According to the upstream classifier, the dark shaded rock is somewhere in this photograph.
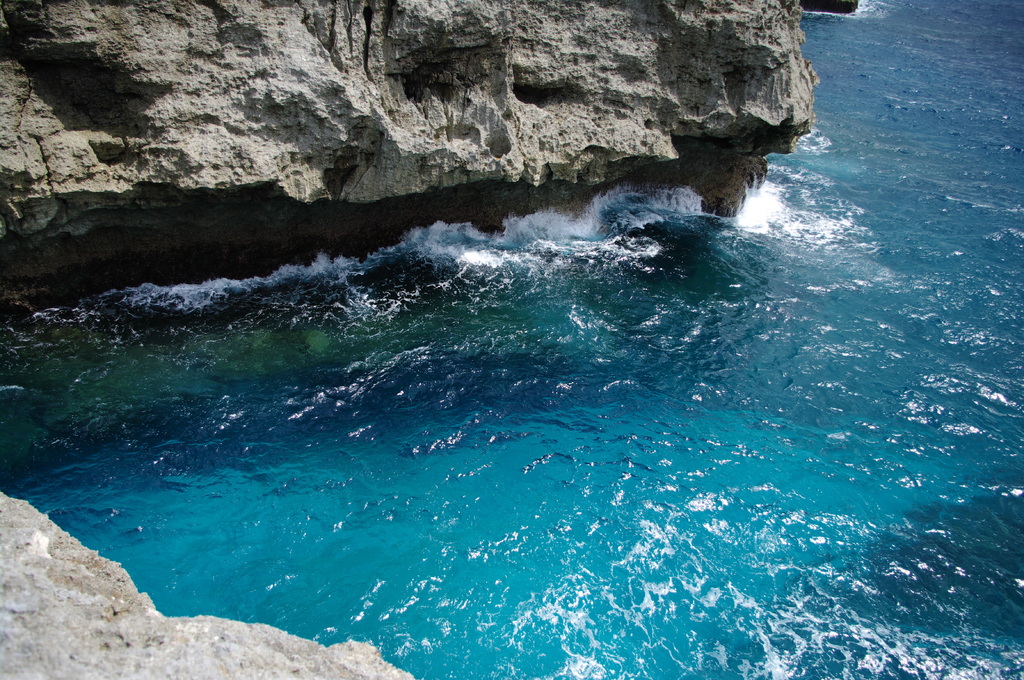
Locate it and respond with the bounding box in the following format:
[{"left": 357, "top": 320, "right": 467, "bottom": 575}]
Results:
[
  {"left": 0, "top": 144, "right": 766, "bottom": 312},
  {"left": 801, "top": 0, "right": 858, "bottom": 14}
]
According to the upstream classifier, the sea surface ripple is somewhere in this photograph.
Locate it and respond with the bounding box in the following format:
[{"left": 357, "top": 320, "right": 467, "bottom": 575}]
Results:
[{"left": 3, "top": 0, "right": 1024, "bottom": 677}]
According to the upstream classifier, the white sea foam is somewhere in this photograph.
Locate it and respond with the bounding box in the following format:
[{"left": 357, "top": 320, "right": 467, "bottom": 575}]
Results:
[
  {"left": 560, "top": 654, "right": 608, "bottom": 680},
  {"left": 511, "top": 543, "right": 1023, "bottom": 680},
  {"left": 394, "top": 185, "right": 701, "bottom": 272},
  {"left": 733, "top": 177, "right": 864, "bottom": 247},
  {"left": 71, "top": 178, "right": 839, "bottom": 315},
  {"left": 851, "top": 0, "right": 894, "bottom": 19},
  {"left": 110, "top": 252, "right": 357, "bottom": 313},
  {"left": 36, "top": 183, "right": 709, "bottom": 319},
  {"left": 796, "top": 129, "right": 833, "bottom": 155},
  {"left": 734, "top": 181, "right": 789, "bottom": 233},
  {"left": 803, "top": 0, "right": 891, "bottom": 18}
]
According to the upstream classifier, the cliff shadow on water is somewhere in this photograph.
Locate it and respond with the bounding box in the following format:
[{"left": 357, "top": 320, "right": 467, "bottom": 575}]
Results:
[
  {"left": 0, "top": 184, "right": 766, "bottom": 474},
  {"left": 0, "top": 144, "right": 769, "bottom": 313}
]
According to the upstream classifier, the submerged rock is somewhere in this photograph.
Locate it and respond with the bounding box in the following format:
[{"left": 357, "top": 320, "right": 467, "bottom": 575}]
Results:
[
  {"left": 0, "top": 0, "right": 816, "bottom": 310},
  {"left": 0, "top": 491, "right": 415, "bottom": 680}
]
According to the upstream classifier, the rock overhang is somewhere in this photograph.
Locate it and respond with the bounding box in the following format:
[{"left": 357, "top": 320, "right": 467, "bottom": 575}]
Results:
[{"left": 0, "top": 0, "right": 817, "bottom": 311}]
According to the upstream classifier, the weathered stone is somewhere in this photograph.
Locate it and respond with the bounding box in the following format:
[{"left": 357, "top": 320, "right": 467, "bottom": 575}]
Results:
[
  {"left": 0, "top": 491, "right": 415, "bottom": 680},
  {"left": 0, "top": 0, "right": 816, "bottom": 310}
]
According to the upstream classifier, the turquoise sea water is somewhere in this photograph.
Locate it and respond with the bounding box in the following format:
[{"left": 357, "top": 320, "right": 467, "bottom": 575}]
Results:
[{"left": 3, "top": 0, "right": 1024, "bottom": 677}]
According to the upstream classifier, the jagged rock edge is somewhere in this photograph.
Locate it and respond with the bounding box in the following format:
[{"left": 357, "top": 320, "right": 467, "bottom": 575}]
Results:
[{"left": 0, "top": 491, "right": 416, "bottom": 680}]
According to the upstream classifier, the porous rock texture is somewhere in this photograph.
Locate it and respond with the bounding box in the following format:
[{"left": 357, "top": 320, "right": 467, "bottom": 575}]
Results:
[
  {"left": 0, "top": 0, "right": 816, "bottom": 310},
  {"left": 0, "top": 491, "right": 415, "bottom": 680}
]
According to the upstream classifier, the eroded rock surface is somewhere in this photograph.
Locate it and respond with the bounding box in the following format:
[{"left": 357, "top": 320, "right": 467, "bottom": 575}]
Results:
[
  {"left": 0, "top": 491, "right": 415, "bottom": 680},
  {"left": 0, "top": 0, "right": 816, "bottom": 309}
]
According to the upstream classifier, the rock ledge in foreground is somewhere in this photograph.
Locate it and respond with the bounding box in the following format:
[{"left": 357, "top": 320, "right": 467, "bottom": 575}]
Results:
[{"left": 0, "top": 491, "right": 414, "bottom": 680}]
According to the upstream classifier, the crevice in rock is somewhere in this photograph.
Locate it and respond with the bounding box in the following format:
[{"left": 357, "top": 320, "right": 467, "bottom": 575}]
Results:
[
  {"left": 323, "top": 163, "right": 359, "bottom": 199},
  {"left": 299, "top": 0, "right": 346, "bottom": 73},
  {"left": 328, "top": 0, "right": 339, "bottom": 54},
  {"left": 486, "top": 131, "right": 512, "bottom": 158},
  {"left": 396, "top": 46, "right": 500, "bottom": 103},
  {"left": 512, "top": 82, "right": 566, "bottom": 108},
  {"left": 400, "top": 62, "right": 455, "bottom": 103},
  {"left": 29, "top": 136, "right": 55, "bottom": 194},
  {"left": 321, "top": 123, "right": 381, "bottom": 198},
  {"left": 344, "top": 0, "right": 357, "bottom": 55},
  {"left": 322, "top": 146, "right": 368, "bottom": 199},
  {"left": 382, "top": 0, "right": 398, "bottom": 38},
  {"left": 361, "top": 4, "right": 372, "bottom": 76},
  {"left": 14, "top": 79, "right": 33, "bottom": 133},
  {"left": 723, "top": 67, "right": 747, "bottom": 114}
]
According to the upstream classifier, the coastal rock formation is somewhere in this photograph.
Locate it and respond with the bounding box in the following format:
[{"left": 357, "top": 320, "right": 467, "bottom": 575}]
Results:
[
  {"left": 0, "top": 491, "right": 415, "bottom": 680},
  {"left": 0, "top": 0, "right": 816, "bottom": 310}
]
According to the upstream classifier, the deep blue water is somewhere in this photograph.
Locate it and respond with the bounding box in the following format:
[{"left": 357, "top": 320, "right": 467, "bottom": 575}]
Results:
[{"left": 3, "top": 0, "right": 1024, "bottom": 677}]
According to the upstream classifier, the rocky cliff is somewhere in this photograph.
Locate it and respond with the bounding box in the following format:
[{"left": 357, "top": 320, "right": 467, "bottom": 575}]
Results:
[
  {"left": 0, "top": 0, "right": 815, "bottom": 310},
  {"left": 0, "top": 491, "right": 415, "bottom": 680}
]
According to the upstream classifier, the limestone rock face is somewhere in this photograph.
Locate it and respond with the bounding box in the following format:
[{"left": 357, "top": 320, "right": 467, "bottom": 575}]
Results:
[
  {"left": 0, "top": 491, "right": 415, "bottom": 680},
  {"left": 0, "top": 0, "right": 815, "bottom": 309}
]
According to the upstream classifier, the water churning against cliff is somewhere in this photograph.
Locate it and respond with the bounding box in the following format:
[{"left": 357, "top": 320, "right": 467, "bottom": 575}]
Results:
[{"left": 3, "top": 0, "right": 1024, "bottom": 677}]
